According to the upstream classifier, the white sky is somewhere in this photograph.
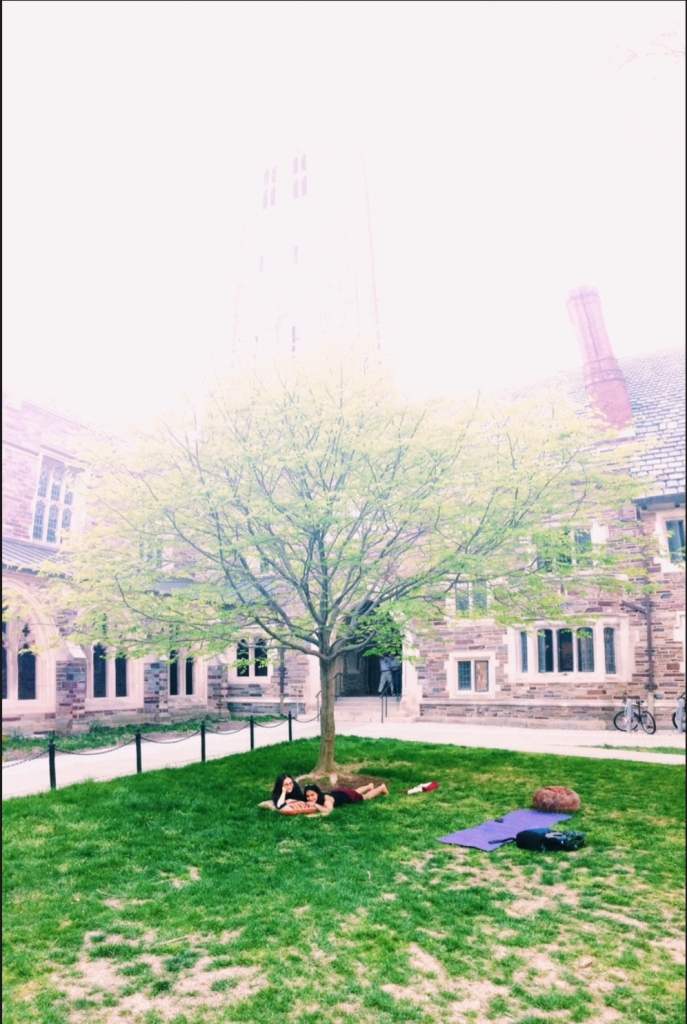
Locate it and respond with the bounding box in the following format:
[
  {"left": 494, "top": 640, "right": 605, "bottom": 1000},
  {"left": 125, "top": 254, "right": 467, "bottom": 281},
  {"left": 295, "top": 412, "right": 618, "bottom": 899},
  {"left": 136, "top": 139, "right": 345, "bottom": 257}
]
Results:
[{"left": 3, "top": 0, "right": 685, "bottom": 427}]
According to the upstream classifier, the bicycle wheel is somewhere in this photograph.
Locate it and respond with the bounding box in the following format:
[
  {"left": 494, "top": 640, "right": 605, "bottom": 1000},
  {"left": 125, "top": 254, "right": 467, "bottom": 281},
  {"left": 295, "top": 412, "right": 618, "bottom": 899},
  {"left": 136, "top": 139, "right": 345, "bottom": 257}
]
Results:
[
  {"left": 640, "top": 710, "right": 656, "bottom": 735},
  {"left": 614, "top": 710, "right": 638, "bottom": 731},
  {"left": 673, "top": 712, "right": 678, "bottom": 729}
]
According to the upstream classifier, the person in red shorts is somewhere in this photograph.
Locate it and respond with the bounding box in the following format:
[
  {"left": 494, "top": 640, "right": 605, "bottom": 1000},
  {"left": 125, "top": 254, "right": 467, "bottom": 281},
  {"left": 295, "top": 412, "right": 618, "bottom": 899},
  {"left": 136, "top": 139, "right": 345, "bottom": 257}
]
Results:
[{"left": 303, "top": 782, "right": 388, "bottom": 814}]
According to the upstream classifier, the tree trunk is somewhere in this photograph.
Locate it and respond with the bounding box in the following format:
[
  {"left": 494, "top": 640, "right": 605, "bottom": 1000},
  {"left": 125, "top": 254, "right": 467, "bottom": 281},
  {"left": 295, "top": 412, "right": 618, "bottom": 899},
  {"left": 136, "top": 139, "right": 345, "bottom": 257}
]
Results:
[{"left": 314, "top": 656, "right": 337, "bottom": 774}]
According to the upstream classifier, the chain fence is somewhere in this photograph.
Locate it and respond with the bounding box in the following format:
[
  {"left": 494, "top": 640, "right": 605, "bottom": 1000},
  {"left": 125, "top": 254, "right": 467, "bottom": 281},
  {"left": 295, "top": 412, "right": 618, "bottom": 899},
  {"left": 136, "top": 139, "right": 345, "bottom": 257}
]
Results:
[{"left": 2, "top": 710, "right": 319, "bottom": 791}]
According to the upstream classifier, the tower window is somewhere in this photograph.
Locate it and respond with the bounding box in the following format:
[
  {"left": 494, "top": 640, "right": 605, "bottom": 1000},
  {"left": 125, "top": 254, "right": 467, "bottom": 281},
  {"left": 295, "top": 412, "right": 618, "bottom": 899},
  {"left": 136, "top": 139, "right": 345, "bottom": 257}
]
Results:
[
  {"left": 301, "top": 154, "right": 307, "bottom": 171},
  {"left": 32, "top": 460, "right": 76, "bottom": 545},
  {"left": 271, "top": 166, "right": 276, "bottom": 183},
  {"left": 301, "top": 176, "right": 307, "bottom": 197},
  {"left": 270, "top": 187, "right": 276, "bottom": 207},
  {"left": 292, "top": 157, "right": 299, "bottom": 174}
]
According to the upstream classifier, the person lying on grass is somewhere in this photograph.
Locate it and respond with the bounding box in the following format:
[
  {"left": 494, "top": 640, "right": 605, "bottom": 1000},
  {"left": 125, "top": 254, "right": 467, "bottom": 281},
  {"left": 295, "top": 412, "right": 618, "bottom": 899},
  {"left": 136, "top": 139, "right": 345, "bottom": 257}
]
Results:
[
  {"left": 303, "top": 782, "right": 389, "bottom": 814},
  {"left": 271, "top": 772, "right": 306, "bottom": 809}
]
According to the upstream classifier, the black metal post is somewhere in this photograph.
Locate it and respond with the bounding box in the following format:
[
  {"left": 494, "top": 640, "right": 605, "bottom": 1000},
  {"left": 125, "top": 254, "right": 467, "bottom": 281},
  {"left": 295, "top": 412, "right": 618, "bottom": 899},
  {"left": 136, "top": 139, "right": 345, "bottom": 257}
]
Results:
[
  {"left": 288, "top": 711, "right": 292, "bottom": 742},
  {"left": 48, "top": 739, "right": 57, "bottom": 790},
  {"left": 250, "top": 716, "right": 255, "bottom": 750},
  {"left": 201, "top": 721, "right": 206, "bottom": 762},
  {"left": 135, "top": 729, "right": 142, "bottom": 773}
]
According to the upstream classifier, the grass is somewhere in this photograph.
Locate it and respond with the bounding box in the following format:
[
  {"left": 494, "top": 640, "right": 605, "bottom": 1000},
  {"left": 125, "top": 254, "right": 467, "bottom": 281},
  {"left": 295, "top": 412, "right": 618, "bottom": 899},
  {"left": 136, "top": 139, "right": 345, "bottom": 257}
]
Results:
[{"left": 3, "top": 737, "right": 685, "bottom": 1024}]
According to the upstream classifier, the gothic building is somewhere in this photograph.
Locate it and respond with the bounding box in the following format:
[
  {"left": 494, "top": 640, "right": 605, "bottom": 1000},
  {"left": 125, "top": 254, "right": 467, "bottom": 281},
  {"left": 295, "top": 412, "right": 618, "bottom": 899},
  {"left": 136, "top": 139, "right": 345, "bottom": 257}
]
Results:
[
  {"left": 231, "top": 145, "right": 381, "bottom": 361},
  {"left": 2, "top": 295, "right": 684, "bottom": 733}
]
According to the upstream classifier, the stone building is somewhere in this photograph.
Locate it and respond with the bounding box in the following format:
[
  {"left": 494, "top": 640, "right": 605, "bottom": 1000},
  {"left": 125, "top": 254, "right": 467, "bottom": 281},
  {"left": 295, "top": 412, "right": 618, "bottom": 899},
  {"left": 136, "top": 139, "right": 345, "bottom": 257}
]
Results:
[
  {"left": 2, "top": 291, "right": 684, "bottom": 732},
  {"left": 399, "top": 289, "right": 685, "bottom": 730}
]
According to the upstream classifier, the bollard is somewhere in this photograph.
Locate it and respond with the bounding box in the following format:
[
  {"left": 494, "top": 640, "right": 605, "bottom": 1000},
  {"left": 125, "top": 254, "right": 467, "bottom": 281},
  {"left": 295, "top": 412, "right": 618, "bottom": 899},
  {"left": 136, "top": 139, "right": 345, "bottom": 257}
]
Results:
[
  {"left": 250, "top": 716, "right": 255, "bottom": 751},
  {"left": 48, "top": 738, "right": 57, "bottom": 790},
  {"left": 135, "top": 729, "right": 142, "bottom": 773},
  {"left": 288, "top": 711, "right": 292, "bottom": 742},
  {"left": 201, "top": 721, "right": 206, "bottom": 762}
]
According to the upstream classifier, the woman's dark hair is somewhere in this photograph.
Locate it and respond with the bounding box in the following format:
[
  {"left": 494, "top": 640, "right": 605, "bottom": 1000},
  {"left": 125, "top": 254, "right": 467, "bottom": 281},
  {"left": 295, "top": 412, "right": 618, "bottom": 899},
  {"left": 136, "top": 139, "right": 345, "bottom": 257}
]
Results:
[
  {"left": 271, "top": 773, "right": 304, "bottom": 805},
  {"left": 303, "top": 784, "right": 325, "bottom": 806}
]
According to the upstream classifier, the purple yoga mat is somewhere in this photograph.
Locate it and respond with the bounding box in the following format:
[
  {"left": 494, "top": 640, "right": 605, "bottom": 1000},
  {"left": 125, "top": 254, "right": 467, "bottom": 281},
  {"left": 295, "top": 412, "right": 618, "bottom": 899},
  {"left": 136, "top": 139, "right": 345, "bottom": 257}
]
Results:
[{"left": 437, "top": 809, "right": 573, "bottom": 851}]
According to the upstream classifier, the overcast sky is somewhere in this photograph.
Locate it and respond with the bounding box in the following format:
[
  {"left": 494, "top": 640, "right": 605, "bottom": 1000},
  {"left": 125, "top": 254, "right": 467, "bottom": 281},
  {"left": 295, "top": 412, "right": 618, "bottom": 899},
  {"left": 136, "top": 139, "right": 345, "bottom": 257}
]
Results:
[{"left": 3, "top": 0, "right": 685, "bottom": 427}]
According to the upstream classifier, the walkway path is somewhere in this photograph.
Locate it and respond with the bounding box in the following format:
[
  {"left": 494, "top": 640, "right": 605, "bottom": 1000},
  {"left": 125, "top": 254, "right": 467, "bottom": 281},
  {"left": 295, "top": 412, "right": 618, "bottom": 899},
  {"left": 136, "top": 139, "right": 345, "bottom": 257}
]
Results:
[{"left": 3, "top": 718, "right": 684, "bottom": 800}]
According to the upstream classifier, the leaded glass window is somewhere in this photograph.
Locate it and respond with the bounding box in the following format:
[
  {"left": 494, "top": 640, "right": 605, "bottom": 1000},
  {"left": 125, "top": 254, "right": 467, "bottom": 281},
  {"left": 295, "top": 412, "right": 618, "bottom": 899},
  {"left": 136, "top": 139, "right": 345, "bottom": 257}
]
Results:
[
  {"left": 666, "top": 519, "right": 685, "bottom": 563},
  {"left": 255, "top": 639, "right": 268, "bottom": 677},
  {"left": 115, "top": 655, "right": 127, "bottom": 697},
  {"left": 32, "top": 501, "right": 45, "bottom": 540},
  {"left": 538, "top": 629, "right": 554, "bottom": 672},
  {"left": 604, "top": 627, "right": 616, "bottom": 674},
  {"left": 458, "top": 661, "right": 472, "bottom": 690},
  {"left": 473, "top": 582, "right": 488, "bottom": 611},
  {"left": 169, "top": 651, "right": 179, "bottom": 696},
  {"left": 557, "top": 628, "right": 574, "bottom": 673},
  {"left": 474, "top": 661, "right": 489, "bottom": 692},
  {"left": 455, "top": 583, "right": 469, "bottom": 613},
  {"left": 18, "top": 645, "right": 36, "bottom": 700},
  {"left": 185, "top": 657, "right": 194, "bottom": 695},
  {"left": 93, "top": 644, "right": 107, "bottom": 697},
  {"left": 237, "top": 640, "right": 250, "bottom": 677},
  {"left": 520, "top": 631, "right": 528, "bottom": 672},
  {"left": 577, "top": 628, "right": 595, "bottom": 672},
  {"left": 46, "top": 505, "right": 60, "bottom": 544}
]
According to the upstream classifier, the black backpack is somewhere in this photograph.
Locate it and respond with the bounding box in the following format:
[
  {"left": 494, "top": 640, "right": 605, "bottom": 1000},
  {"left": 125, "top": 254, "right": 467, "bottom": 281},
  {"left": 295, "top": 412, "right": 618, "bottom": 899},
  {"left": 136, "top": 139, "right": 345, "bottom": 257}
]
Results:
[
  {"left": 514, "top": 828, "right": 586, "bottom": 852},
  {"left": 492, "top": 828, "right": 586, "bottom": 852}
]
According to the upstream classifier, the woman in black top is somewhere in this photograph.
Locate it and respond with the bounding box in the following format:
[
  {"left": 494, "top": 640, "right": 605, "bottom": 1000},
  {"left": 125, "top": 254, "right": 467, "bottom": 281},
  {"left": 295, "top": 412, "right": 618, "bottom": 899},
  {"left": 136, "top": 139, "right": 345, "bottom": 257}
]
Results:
[{"left": 271, "top": 773, "right": 305, "bottom": 809}]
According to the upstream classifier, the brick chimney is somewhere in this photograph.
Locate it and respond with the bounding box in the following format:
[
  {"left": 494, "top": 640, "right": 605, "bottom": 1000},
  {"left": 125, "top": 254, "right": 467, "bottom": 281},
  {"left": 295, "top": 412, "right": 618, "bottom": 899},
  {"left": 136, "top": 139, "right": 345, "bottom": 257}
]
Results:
[{"left": 566, "top": 286, "right": 634, "bottom": 430}]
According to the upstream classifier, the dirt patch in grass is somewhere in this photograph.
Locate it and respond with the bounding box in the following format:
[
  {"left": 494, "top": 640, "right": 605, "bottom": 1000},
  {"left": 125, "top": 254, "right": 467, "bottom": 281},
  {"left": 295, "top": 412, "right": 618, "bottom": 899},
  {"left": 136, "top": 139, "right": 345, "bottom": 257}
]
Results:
[{"left": 53, "top": 931, "right": 268, "bottom": 1023}]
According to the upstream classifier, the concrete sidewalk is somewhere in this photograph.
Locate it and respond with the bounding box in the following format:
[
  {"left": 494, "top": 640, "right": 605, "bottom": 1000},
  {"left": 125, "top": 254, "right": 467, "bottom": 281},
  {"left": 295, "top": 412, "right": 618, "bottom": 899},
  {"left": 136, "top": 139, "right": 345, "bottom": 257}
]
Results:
[{"left": 2, "top": 718, "right": 684, "bottom": 800}]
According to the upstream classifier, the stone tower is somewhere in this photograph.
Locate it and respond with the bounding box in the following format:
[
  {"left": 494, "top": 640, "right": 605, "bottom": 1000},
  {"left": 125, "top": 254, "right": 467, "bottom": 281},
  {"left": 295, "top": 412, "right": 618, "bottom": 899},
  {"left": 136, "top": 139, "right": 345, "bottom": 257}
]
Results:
[{"left": 231, "top": 145, "right": 381, "bottom": 360}]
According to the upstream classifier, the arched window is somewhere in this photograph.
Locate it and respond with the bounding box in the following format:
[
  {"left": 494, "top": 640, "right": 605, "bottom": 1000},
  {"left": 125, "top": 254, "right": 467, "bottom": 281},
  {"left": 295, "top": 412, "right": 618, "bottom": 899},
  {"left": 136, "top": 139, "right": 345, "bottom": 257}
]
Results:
[
  {"left": 292, "top": 157, "right": 299, "bottom": 174},
  {"left": 301, "top": 154, "right": 307, "bottom": 171},
  {"left": 18, "top": 645, "right": 36, "bottom": 700},
  {"left": 33, "top": 460, "right": 77, "bottom": 544},
  {"left": 185, "top": 657, "right": 194, "bottom": 695},
  {"left": 557, "top": 629, "right": 574, "bottom": 673}
]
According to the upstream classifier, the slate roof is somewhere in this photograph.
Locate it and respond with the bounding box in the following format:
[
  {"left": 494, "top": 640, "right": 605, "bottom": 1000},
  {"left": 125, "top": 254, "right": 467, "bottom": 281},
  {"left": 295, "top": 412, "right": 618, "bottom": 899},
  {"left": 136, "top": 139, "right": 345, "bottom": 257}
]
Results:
[
  {"left": 2, "top": 538, "right": 64, "bottom": 572},
  {"left": 500, "top": 348, "right": 685, "bottom": 498}
]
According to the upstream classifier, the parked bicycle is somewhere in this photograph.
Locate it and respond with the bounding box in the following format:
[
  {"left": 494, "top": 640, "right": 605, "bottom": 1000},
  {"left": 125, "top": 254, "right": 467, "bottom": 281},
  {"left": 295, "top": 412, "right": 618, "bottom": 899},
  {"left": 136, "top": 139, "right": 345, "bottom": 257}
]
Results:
[
  {"left": 672, "top": 693, "right": 686, "bottom": 732},
  {"left": 613, "top": 696, "right": 656, "bottom": 735}
]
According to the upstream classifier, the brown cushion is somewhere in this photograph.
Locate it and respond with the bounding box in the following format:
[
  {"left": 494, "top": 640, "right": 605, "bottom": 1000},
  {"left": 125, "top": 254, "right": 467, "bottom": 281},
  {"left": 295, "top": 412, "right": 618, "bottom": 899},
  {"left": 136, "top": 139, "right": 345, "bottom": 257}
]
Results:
[
  {"left": 532, "top": 786, "right": 580, "bottom": 812},
  {"left": 278, "top": 801, "right": 318, "bottom": 816}
]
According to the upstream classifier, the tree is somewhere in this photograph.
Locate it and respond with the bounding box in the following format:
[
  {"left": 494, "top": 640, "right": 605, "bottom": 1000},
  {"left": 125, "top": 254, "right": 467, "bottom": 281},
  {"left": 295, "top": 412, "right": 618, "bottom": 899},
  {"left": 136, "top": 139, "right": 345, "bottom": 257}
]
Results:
[{"left": 50, "top": 351, "right": 642, "bottom": 774}]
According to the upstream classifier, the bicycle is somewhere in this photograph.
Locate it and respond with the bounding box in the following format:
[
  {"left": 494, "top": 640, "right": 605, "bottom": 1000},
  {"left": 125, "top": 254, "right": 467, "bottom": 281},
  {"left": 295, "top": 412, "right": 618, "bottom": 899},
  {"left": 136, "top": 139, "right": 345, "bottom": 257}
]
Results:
[
  {"left": 613, "top": 696, "right": 656, "bottom": 735},
  {"left": 672, "top": 693, "right": 686, "bottom": 732}
]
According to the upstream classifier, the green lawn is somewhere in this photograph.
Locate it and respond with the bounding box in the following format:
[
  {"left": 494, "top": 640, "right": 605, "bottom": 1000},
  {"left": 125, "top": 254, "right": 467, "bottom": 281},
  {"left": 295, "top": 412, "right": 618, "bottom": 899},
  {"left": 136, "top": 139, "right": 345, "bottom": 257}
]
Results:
[{"left": 3, "top": 737, "right": 685, "bottom": 1024}]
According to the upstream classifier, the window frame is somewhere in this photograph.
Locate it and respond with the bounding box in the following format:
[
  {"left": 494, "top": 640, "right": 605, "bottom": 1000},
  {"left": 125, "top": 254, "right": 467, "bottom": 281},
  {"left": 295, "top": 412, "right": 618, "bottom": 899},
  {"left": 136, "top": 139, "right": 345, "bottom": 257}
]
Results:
[
  {"left": 652, "top": 509, "right": 686, "bottom": 573},
  {"left": 446, "top": 650, "right": 497, "bottom": 699},
  {"left": 511, "top": 619, "right": 624, "bottom": 682},
  {"left": 31, "top": 457, "right": 79, "bottom": 547},
  {"left": 231, "top": 638, "right": 273, "bottom": 681}
]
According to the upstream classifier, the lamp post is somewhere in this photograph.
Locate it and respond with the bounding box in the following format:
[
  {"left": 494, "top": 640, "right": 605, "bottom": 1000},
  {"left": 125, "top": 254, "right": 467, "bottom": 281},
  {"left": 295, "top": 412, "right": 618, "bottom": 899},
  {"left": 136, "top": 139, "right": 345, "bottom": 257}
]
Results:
[{"left": 278, "top": 647, "right": 286, "bottom": 716}]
